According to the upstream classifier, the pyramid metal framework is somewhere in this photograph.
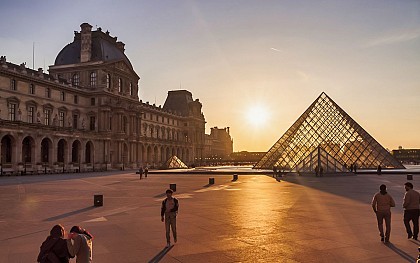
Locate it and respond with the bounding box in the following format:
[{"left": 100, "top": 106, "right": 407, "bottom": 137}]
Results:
[{"left": 254, "top": 92, "right": 404, "bottom": 172}]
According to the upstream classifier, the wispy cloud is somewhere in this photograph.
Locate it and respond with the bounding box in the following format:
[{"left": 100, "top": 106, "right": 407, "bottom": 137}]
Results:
[
  {"left": 364, "top": 28, "right": 420, "bottom": 48},
  {"left": 270, "top": 47, "right": 283, "bottom": 53}
]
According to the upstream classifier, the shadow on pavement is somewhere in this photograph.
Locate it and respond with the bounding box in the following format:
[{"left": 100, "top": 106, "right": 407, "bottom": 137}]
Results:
[
  {"left": 148, "top": 245, "right": 174, "bottom": 263},
  {"left": 44, "top": 206, "right": 96, "bottom": 221},
  {"left": 386, "top": 243, "right": 417, "bottom": 262},
  {"left": 0, "top": 170, "right": 138, "bottom": 186}
]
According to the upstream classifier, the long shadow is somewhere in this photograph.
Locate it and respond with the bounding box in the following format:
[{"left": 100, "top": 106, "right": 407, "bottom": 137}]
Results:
[
  {"left": 44, "top": 206, "right": 96, "bottom": 221},
  {"left": 148, "top": 245, "right": 174, "bottom": 263},
  {"left": 1, "top": 229, "right": 47, "bottom": 241},
  {"left": 278, "top": 173, "right": 410, "bottom": 208},
  {"left": 385, "top": 243, "right": 417, "bottom": 262},
  {"left": 0, "top": 169, "right": 139, "bottom": 187}
]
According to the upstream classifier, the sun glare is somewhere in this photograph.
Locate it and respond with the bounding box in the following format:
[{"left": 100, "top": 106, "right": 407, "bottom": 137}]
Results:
[{"left": 246, "top": 106, "right": 270, "bottom": 127}]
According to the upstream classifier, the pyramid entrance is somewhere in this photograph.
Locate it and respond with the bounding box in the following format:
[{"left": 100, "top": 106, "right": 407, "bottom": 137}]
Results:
[{"left": 254, "top": 92, "right": 404, "bottom": 174}]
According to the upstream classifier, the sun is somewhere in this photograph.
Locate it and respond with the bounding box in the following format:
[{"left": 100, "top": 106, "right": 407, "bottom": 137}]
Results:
[{"left": 246, "top": 105, "right": 270, "bottom": 127}]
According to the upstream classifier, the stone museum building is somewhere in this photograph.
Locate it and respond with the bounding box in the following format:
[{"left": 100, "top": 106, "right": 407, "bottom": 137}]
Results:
[{"left": 0, "top": 23, "right": 207, "bottom": 174}]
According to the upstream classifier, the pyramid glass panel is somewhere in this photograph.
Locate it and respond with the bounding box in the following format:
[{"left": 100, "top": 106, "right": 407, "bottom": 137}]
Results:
[
  {"left": 163, "top": 156, "right": 188, "bottom": 169},
  {"left": 254, "top": 92, "right": 404, "bottom": 172}
]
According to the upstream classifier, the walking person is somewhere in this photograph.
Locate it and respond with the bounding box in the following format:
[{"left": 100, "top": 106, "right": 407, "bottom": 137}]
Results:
[
  {"left": 372, "top": 184, "right": 395, "bottom": 243},
  {"left": 145, "top": 166, "right": 149, "bottom": 178},
  {"left": 37, "top": 224, "right": 72, "bottom": 263},
  {"left": 161, "top": 189, "right": 179, "bottom": 247},
  {"left": 403, "top": 182, "right": 420, "bottom": 240},
  {"left": 138, "top": 166, "right": 143, "bottom": 180},
  {"left": 67, "top": 226, "right": 94, "bottom": 263}
]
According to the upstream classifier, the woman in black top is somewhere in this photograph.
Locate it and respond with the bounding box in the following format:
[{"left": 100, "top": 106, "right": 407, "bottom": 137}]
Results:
[{"left": 37, "top": 224, "right": 72, "bottom": 263}]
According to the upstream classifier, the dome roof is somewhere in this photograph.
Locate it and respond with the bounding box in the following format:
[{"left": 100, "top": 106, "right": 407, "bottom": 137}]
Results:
[{"left": 54, "top": 29, "right": 133, "bottom": 69}]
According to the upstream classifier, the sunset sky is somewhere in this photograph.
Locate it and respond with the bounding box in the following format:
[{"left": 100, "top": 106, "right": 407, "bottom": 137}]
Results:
[{"left": 1, "top": 0, "right": 419, "bottom": 152}]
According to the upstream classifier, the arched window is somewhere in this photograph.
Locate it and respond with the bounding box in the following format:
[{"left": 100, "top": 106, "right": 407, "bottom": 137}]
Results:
[
  {"left": 72, "top": 74, "right": 79, "bottom": 86},
  {"left": 90, "top": 72, "right": 97, "bottom": 87},
  {"left": 118, "top": 78, "right": 122, "bottom": 93},
  {"left": 106, "top": 74, "right": 111, "bottom": 89}
]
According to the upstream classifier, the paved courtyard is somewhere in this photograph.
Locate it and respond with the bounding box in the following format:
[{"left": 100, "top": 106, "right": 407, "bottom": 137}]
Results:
[{"left": 0, "top": 170, "right": 419, "bottom": 262}]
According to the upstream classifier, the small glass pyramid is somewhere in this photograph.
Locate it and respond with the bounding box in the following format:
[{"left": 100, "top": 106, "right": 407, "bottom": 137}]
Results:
[
  {"left": 163, "top": 155, "right": 188, "bottom": 169},
  {"left": 254, "top": 92, "right": 404, "bottom": 173}
]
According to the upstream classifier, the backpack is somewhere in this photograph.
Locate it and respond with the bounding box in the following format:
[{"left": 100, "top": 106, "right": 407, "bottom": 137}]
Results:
[
  {"left": 39, "top": 252, "right": 60, "bottom": 263},
  {"left": 38, "top": 239, "right": 60, "bottom": 263}
]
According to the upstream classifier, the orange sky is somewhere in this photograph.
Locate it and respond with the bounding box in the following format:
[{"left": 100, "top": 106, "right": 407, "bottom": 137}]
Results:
[{"left": 1, "top": 1, "right": 419, "bottom": 151}]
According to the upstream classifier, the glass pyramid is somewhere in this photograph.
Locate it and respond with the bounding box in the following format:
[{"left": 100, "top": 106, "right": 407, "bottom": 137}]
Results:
[
  {"left": 254, "top": 92, "right": 404, "bottom": 172},
  {"left": 163, "top": 155, "right": 188, "bottom": 169}
]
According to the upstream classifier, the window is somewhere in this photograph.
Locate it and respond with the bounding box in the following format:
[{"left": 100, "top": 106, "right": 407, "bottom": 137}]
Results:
[
  {"left": 109, "top": 116, "right": 112, "bottom": 131},
  {"left": 59, "top": 111, "right": 65, "bottom": 127},
  {"left": 8, "top": 103, "right": 17, "bottom": 121},
  {"left": 118, "top": 78, "right": 122, "bottom": 93},
  {"left": 90, "top": 72, "right": 97, "bottom": 87},
  {"left": 28, "top": 106, "right": 35, "bottom": 123},
  {"left": 106, "top": 74, "right": 111, "bottom": 89},
  {"left": 90, "top": 116, "right": 95, "bottom": 131},
  {"left": 45, "top": 88, "right": 51, "bottom": 98},
  {"left": 10, "top": 79, "right": 16, "bottom": 91},
  {"left": 74, "top": 95, "right": 78, "bottom": 104},
  {"left": 44, "top": 109, "right": 51, "bottom": 125},
  {"left": 60, "top": 91, "right": 65, "bottom": 101},
  {"left": 90, "top": 98, "right": 95, "bottom": 106},
  {"left": 72, "top": 74, "right": 79, "bottom": 86},
  {"left": 129, "top": 82, "right": 133, "bottom": 96},
  {"left": 29, "top": 84, "right": 35, "bottom": 94},
  {"left": 73, "top": 114, "right": 78, "bottom": 129}
]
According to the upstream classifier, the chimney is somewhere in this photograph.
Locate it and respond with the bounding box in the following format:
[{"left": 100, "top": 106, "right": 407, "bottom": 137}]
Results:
[{"left": 80, "top": 23, "right": 92, "bottom": 62}]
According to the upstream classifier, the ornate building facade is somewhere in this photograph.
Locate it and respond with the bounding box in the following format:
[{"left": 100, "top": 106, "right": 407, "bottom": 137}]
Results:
[
  {"left": 203, "top": 127, "right": 233, "bottom": 164},
  {"left": 0, "top": 23, "right": 205, "bottom": 174}
]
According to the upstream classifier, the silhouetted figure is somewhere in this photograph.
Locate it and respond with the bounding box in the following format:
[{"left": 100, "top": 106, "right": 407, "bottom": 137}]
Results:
[
  {"left": 37, "top": 224, "right": 72, "bottom": 263},
  {"left": 319, "top": 166, "right": 324, "bottom": 177},
  {"left": 353, "top": 163, "right": 357, "bottom": 173},
  {"left": 273, "top": 166, "right": 277, "bottom": 177},
  {"left": 350, "top": 164, "right": 353, "bottom": 172},
  {"left": 377, "top": 165, "right": 382, "bottom": 175},
  {"left": 403, "top": 182, "right": 420, "bottom": 240},
  {"left": 145, "top": 166, "right": 149, "bottom": 178},
  {"left": 372, "top": 184, "right": 395, "bottom": 243},
  {"left": 138, "top": 167, "right": 143, "bottom": 180},
  {"left": 315, "top": 165, "right": 319, "bottom": 177}
]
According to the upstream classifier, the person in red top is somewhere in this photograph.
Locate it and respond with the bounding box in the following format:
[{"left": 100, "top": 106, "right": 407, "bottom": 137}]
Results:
[
  {"left": 372, "top": 184, "right": 395, "bottom": 243},
  {"left": 161, "top": 189, "right": 179, "bottom": 247}
]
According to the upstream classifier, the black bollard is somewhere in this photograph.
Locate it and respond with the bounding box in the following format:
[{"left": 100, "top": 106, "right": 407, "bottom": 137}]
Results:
[
  {"left": 233, "top": 174, "right": 238, "bottom": 181},
  {"left": 94, "top": 195, "right": 103, "bottom": 206},
  {"left": 209, "top": 178, "right": 215, "bottom": 184},
  {"left": 170, "top": 183, "right": 176, "bottom": 192},
  {"left": 408, "top": 174, "right": 413, "bottom": 180}
]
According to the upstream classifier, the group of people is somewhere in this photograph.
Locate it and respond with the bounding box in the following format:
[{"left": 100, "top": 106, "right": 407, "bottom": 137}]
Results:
[
  {"left": 37, "top": 188, "right": 179, "bottom": 262},
  {"left": 37, "top": 225, "right": 93, "bottom": 263},
  {"left": 371, "top": 182, "right": 420, "bottom": 243},
  {"left": 138, "top": 166, "right": 149, "bottom": 179}
]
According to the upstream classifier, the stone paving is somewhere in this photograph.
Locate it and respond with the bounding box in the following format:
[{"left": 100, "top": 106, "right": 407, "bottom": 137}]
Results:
[{"left": 0, "top": 170, "right": 419, "bottom": 262}]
